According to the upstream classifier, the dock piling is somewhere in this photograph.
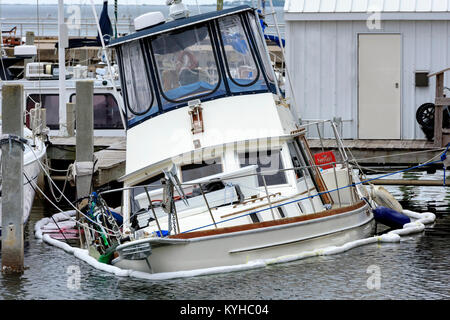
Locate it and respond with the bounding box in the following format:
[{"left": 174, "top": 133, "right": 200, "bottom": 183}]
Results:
[
  {"left": 66, "top": 102, "right": 75, "bottom": 137},
  {"left": 1, "top": 84, "right": 25, "bottom": 274},
  {"left": 75, "top": 80, "right": 94, "bottom": 201}
]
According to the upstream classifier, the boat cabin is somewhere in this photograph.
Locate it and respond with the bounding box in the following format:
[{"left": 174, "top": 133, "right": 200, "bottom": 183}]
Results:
[
  {"left": 109, "top": 5, "right": 279, "bottom": 128},
  {"left": 108, "top": 5, "right": 360, "bottom": 236}
]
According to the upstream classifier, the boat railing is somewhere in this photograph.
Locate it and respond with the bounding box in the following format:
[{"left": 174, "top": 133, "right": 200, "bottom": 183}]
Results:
[{"left": 97, "top": 153, "right": 361, "bottom": 236}]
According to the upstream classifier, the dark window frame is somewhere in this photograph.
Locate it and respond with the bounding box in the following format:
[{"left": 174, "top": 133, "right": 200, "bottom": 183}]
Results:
[
  {"left": 215, "top": 14, "right": 262, "bottom": 88},
  {"left": 148, "top": 22, "right": 224, "bottom": 106},
  {"left": 120, "top": 39, "right": 156, "bottom": 117}
]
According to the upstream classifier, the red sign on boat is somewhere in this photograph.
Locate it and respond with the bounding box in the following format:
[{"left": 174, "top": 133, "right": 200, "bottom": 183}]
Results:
[{"left": 314, "top": 151, "right": 336, "bottom": 170}]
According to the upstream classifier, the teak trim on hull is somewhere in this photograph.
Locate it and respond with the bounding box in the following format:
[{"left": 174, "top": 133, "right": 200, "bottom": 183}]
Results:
[{"left": 170, "top": 200, "right": 366, "bottom": 240}]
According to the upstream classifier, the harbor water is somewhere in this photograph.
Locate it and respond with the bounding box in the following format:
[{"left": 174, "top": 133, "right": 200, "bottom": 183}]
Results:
[{"left": 0, "top": 169, "right": 449, "bottom": 300}]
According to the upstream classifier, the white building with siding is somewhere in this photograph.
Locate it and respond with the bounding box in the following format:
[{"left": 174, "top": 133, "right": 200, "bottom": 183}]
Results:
[{"left": 284, "top": 0, "right": 450, "bottom": 140}]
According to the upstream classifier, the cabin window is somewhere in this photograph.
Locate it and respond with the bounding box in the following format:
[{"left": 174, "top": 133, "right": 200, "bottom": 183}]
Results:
[
  {"left": 121, "top": 40, "right": 156, "bottom": 116},
  {"left": 247, "top": 12, "right": 275, "bottom": 83},
  {"left": 69, "top": 94, "right": 124, "bottom": 129},
  {"left": 181, "top": 158, "right": 223, "bottom": 182},
  {"left": 238, "top": 149, "right": 287, "bottom": 186},
  {"left": 151, "top": 24, "right": 221, "bottom": 106},
  {"left": 26, "top": 94, "right": 59, "bottom": 129},
  {"left": 217, "top": 15, "right": 261, "bottom": 89}
]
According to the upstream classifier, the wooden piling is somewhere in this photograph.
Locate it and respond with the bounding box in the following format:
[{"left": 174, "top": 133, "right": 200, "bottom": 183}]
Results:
[
  {"left": 24, "top": 31, "right": 35, "bottom": 71},
  {"left": 1, "top": 84, "right": 25, "bottom": 274},
  {"left": 66, "top": 102, "right": 75, "bottom": 137},
  {"left": 75, "top": 80, "right": 94, "bottom": 249},
  {"left": 75, "top": 80, "right": 94, "bottom": 201}
]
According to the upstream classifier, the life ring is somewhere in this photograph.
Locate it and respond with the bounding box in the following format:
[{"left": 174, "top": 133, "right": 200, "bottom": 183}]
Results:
[
  {"left": 371, "top": 185, "right": 403, "bottom": 212},
  {"left": 176, "top": 50, "right": 198, "bottom": 73}
]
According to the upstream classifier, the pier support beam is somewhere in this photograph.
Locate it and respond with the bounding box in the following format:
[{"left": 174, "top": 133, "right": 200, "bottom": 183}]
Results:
[{"left": 1, "top": 84, "right": 24, "bottom": 274}]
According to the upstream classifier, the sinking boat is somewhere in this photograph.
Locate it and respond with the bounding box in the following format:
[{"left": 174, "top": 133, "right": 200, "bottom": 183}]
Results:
[{"left": 83, "top": 4, "right": 376, "bottom": 274}]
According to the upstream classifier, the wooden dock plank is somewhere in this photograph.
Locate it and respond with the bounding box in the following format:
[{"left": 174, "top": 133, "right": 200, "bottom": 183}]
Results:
[
  {"left": 308, "top": 139, "right": 442, "bottom": 165},
  {"left": 47, "top": 136, "right": 126, "bottom": 187}
]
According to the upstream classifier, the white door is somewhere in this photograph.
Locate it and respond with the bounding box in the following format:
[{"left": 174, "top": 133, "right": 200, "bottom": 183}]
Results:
[{"left": 358, "top": 34, "right": 401, "bottom": 139}]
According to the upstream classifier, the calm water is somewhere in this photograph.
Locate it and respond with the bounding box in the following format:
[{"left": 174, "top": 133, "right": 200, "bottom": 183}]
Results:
[{"left": 0, "top": 169, "right": 449, "bottom": 300}]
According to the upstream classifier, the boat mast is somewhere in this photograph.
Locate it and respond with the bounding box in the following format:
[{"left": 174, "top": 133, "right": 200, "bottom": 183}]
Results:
[{"left": 58, "top": 0, "right": 68, "bottom": 136}]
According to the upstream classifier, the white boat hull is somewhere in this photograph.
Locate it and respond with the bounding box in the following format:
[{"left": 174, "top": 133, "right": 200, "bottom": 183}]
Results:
[
  {"left": 112, "top": 201, "right": 374, "bottom": 274},
  {"left": 0, "top": 137, "right": 46, "bottom": 235}
]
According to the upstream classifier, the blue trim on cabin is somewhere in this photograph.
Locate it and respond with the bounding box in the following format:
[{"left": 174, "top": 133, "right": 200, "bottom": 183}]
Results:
[{"left": 109, "top": 5, "right": 253, "bottom": 47}]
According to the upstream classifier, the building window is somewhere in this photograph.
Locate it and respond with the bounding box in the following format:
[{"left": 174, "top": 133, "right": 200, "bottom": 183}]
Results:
[
  {"left": 238, "top": 149, "right": 287, "bottom": 186},
  {"left": 181, "top": 159, "right": 223, "bottom": 182}
]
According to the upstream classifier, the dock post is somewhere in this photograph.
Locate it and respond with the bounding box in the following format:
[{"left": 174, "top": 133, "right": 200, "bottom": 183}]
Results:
[
  {"left": 75, "top": 80, "right": 94, "bottom": 199},
  {"left": 1, "top": 84, "right": 25, "bottom": 274},
  {"left": 24, "top": 31, "right": 35, "bottom": 71},
  {"left": 75, "top": 80, "right": 94, "bottom": 249},
  {"left": 66, "top": 102, "right": 75, "bottom": 137}
]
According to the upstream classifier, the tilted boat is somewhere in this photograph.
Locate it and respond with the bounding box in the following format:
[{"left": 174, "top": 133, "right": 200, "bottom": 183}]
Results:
[{"left": 86, "top": 4, "right": 376, "bottom": 274}]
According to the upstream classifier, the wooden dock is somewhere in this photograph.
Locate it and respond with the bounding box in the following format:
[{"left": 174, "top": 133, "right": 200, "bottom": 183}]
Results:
[
  {"left": 45, "top": 135, "right": 446, "bottom": 190},
  {"left": 47, "top": 135, "right": 126, "bottom": 187},
  {"left": 308, "top": 139, "right": 443, "bottom": 167}
]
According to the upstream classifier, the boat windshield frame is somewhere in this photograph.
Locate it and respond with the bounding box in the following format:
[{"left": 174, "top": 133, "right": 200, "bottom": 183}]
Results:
[{"left": 112, "top": 7, "right": 279, "bottom": 129}]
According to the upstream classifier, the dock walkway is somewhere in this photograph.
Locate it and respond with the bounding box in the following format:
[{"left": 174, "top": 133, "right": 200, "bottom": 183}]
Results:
[
  {"left": 47, "top": 136, "right": 126, "bottom": 187},
  {"left": 308, "top": 139, "right": 442, "bottom": 166}
]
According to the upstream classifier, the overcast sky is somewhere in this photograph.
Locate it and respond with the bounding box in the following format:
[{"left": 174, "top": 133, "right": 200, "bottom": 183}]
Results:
[{"left": 0, "top": 0, "right": 218, "bottom": 4}]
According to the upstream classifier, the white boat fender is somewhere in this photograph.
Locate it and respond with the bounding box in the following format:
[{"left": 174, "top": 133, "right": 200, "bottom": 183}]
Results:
[{"left": 371, "top": 185, "right": 403, "bottom": 212}]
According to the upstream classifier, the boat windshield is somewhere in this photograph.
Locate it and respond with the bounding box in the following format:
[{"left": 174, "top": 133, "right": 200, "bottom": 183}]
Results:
[
  {"left": 217, "top": 15, "right": 262, "bottom": 89},
  {"left": 116, "top": 10, "right": 277, "bottom": 128},
  {"left": 151, "top": 24, "right": 223, "bottom": 108}
]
